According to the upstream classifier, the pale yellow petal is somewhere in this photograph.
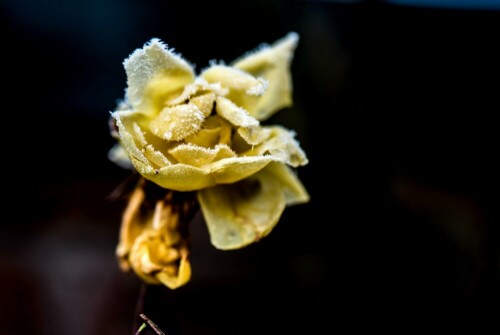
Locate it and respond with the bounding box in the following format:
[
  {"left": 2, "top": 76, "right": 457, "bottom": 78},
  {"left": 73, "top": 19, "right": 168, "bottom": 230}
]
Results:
[
  {"left": 149, "top": 103, "right": 205, "bottom": 141},
  {"left": 263, "top": 162, "right": 309, "bottom": 205},
  {"left": 211, "top": 156, "right": 273, "bottom": 184},
  {"left": 169, "top": 143, "right": 236, "bottom": 167},
  {"left": 243, "top": 126, "right": 308, "bottom": 167},
  {"left": 132, "top": 158, "right": 214, "bottom": 191},
  {"left": 166, "top": 78, "right": 227, "bottom": 106},
  {"left": 143, "top": 145, "right": 171, "bottom": 168},
  {"left": 237, "top": 126, "right": 272, "bottom": 145},
  {"left": 112, "top": 111, "right": 148, "bottom": 164},
  {"left": 198, "top": 170, "right": 286, "bottom": 250},
  {"left": 190, "top": 92, "right": 216, "bottom": 117},
  {"left": 124, "top": 39, "right": 195, "bottom": 115},
  {"left": 185, "top": 127, "right": 221, "bottom": 147},
  {"left": 201, "top": 65, "right": 267, "bottom": 96},
  {"left": 215, "top": 96, "right": 259, "bottom": 127},
  {"left": 231, "top": 32, "right": 299, "bottom": 120}
]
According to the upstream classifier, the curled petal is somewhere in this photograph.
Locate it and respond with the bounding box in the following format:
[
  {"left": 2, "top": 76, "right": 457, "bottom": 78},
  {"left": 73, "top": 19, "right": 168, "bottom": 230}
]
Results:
[
  {"left": 263, "top": 162, "right": 309, "bottom": 205},
  {"left": 215, "top": 96, "right": 259, "bottom": 128},
  {"left": 190, "top": 92, "right": 216, "bottom": 117},
  {"left": 131, "top": 158, "right": 214, "bottom": 191},
  {"left": 131, "top": 155, "right": 274, "bottom": 192},
  {"left": 185, "top": 127, "right": 221, "bottom": 148},
  {"left": 169, "top": 143, "right": 236, "bottom": 167},
  {"left": 211, "top": 156, "right": 273, "bottom": 185},
  {"left": 237, "top": 126, "right": 272, "bottom": 146},
  {"left": 112, "top": 111, "right": 149, "bottom": 163},
  {"left": 124, "top": 38, "right": 195, "bottom": 115},
  {"left": 243, "top": 126, "right": 308, "bottom": 167},
  {"left": 149, "top": 103, "right": 205, "bottom": 141},
  {"left": 143, "top": 145, "right": 171, "bottom": 168},
  {"left": 198, "top": 165, "right": 289, "bottom": 250},
  {"left": 201, "top": 65, "right": 267, "bottom": 96},
  {"left": 230, "top": 32, "right": 299, "bottom": 120},
  {"left": 156, "top": 253, "right": 191, "bottom": 289},
  {"left": 166, "top": 78, "right": 227, "bottom": 106}
]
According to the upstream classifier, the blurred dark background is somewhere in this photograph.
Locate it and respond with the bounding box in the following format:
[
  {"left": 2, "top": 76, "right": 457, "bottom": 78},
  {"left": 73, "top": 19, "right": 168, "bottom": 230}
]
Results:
[{"left": 1, "top": 0, "right": 500, "bottom": 334}]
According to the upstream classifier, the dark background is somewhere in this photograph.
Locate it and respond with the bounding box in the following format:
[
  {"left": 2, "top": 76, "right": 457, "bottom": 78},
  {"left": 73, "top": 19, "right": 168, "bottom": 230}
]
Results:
[{"left": 1, "top": 0, "right": 499, "bottom": 334}]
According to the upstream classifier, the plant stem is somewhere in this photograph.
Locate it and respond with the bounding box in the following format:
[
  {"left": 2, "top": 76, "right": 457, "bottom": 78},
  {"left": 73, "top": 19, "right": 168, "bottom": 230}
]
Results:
[{"left": 139, "top": 314, "right": 166, "bottom": 335}]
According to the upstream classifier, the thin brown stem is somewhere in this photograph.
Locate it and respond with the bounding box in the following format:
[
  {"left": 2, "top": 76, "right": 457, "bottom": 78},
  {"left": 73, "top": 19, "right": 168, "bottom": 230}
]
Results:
[{"left": 139, "top": 314, "right": 166, "bottom": 335}]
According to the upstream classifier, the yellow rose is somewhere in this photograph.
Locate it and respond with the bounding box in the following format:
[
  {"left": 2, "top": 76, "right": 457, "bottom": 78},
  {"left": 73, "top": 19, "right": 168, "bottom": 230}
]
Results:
[{"left": 110, "top": 33, "right": 309, "bottom": 289}]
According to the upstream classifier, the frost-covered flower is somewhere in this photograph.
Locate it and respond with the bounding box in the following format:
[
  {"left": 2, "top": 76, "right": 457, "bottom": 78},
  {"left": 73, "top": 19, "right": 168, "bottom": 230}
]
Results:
[{"left": 110, "top": 33, "right": 309, "bottom": 289}]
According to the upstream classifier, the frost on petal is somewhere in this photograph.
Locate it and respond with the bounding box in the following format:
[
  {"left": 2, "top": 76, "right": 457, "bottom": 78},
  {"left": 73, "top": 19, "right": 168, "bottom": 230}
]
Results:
[
  {"left": 112, "top": 111, "right": 149, "bottom": 164},
  {"left": 149, "top": 103, "right": 205, "bottom": 141},
  {"left": 124, "top": 38, "right": 195, "bottom": 115},
  {"left": 211, "top": 156, "right": 273, "bottom": 185},
  {"left": 215, "top": 96, "right": 259, "bottom": 128},
  {"left": 244, "top": 126, "right": 308, "bottom": 167},
  {"left": 237, "top": 125, "right": 272, "bottom": 146},
  {"left": 198, "top": 167, "right": 287, "bottom": 250},
  {"left": 230, "top": 32, "right": 299, "bottom": 120},
  {"left": 190, "top": 92, "right": 216, "bottom": 117},
  {"left": 135, "top": 161, "right": 215, "bottom": 191},
  {"left": 143, "top": 145, "right": 171, "bottom": 168},
  {"left": 166, "top": 78, "right": 226, "bottom": 106},
  {"left": 169, "top": 143, "right": 235, "bottom": 167},
  {"left": 201, "top": 65, "right": 267, "bottom": 96}
]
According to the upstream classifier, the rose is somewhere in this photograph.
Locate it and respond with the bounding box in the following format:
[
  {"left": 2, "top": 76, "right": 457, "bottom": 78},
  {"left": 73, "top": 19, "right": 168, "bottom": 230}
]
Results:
[{"left": 110, "top": 33, "right": 309, "bottom": 288}]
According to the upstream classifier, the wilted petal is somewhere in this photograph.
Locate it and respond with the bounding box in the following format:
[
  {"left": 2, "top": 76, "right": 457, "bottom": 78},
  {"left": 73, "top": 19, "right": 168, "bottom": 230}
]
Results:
[
  {"left": 149, "top": 103, "right": 205, "bottom": 141},
  {"left": 156, "top": 253, "right": 191, "bottom": 289},
  {"left": 215, "top": 96, "right": 259, "bottom": 128},
  {"left": 202, "top": 65, "right": 267, "bottom": 96},
  {"left": 231, "top": 32, "right": 299, "bottom": 120},
  {"left": 124, "top": 38, "right": 195, "bottom": 115},
  {"left": 116, "top": 182, "right": 147, "bottom": 270},
  {"left": 198, "top": 166, "right": 287, "bottom": 250},
  {"left": 244, "top": 126, "right": 308, "bottom": 167},
  {"left": 263, "top": 162, "right": 309, "bottom": 205},
  {"left": 169, "top": 143, "right": 235, "bottom": 167}
]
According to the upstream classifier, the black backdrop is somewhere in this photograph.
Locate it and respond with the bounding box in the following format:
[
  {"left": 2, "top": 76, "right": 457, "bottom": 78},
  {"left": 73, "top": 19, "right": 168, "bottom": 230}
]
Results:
[{"left": 1, "top": 0, "right": 499, "bottom": 334}]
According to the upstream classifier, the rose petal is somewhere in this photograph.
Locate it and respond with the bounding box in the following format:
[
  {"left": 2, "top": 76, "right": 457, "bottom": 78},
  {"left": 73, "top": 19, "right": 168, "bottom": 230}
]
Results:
[
  {"left": 169, "top": 143, "right": 236, "bottom": 167},
  {"left": 190, "top": 92, "right": 216, "bottom": 117},
  {"left": 198, "top": 167, "right": 286, "bottom": 250},
  {"left": 237, "top": 125, "right": 272, "bottom": 145},
  {"left": 230, "top": 32, "right": 299, "bottom": 120},
  {"left": 243, "top": 126, "right": 308, "bottom": 167},
  {"left": 215, "top": 96, "right": 259, "bottom": 128},
  {"left": 124, "top": 38, "right": 195, "bottom": 115},
  {"left": 149, "top": 103, "right": 205, "bottom": 141},
  {"left": 263, "top": 162, "right": 309, "bottom": 205},
  {"left": 201, "top": 65, "right": 267, "bottom": 96}
]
